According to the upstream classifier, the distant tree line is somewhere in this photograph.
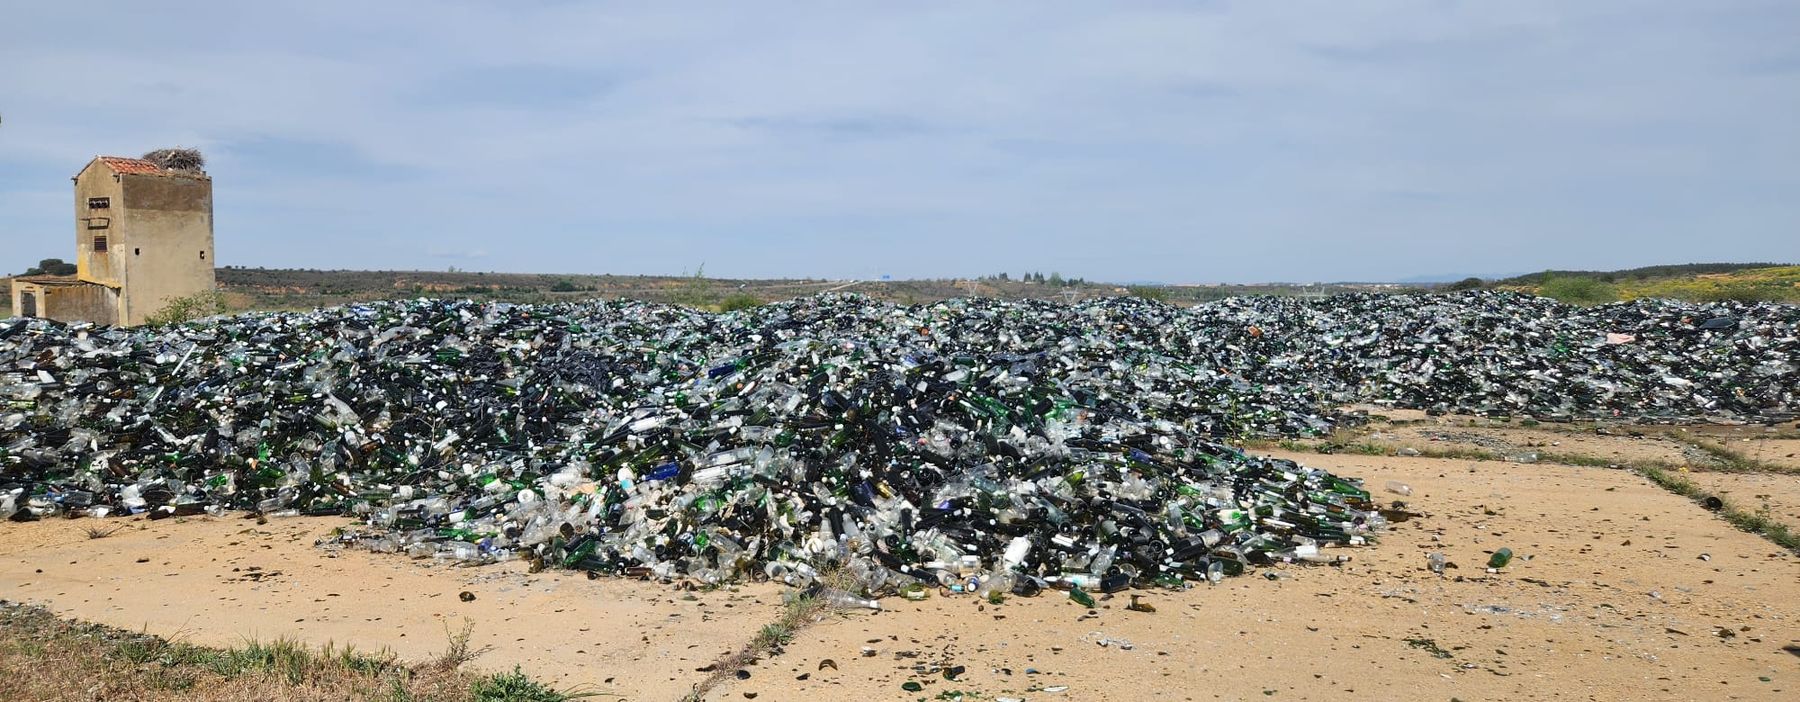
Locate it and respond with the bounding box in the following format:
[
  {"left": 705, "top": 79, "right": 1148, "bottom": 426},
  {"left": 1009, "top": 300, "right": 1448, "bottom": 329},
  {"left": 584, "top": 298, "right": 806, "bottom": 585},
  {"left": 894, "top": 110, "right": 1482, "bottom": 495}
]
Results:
[{"left": 977, "top": 271, "right": 1088, "bottom": 287}]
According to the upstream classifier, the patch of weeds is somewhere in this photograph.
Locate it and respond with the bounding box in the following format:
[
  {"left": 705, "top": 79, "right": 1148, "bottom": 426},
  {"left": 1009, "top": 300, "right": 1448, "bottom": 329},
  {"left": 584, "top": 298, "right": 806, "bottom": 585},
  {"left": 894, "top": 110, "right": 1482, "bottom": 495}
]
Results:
[
  {"left": 1686, "top": 439, "right": 1800, "bottom": 475},
  {"left": 685, "top": 571, "right": 859, "bottom": 701},
  {"left": 1127, "top": 286, "right": 1170, "bottom": 302},
  {"left": 1720, "top": 509, "right": 1799, "bottom": 551},
  {"left": 669, "top": 264, "right": 717, "bottom": 309},
  {"left": 324, "top": 641, "right": 397, "bottom": 676},
  {"left": 0, "top": 601, "right": 579, "bottom": 701},
  {"left": 1536, "top": 452, "right": 1618, "bottom": 468},
  {"left": 143, "top": 288, "right": 230, "bottom": 326},
  {"left": 115, "top": 632, "right": 172, "bottom": 664},
  {"left": 1409, "top": 445, "right": 1500, "bottom": 461},
  {"left": 84, "top": 524, "right": 125, "bottom": 539},
  {"left": 1404, "top": 637, "right": 1454, "bottom": 659},
  {"left": 717, "top": 292, "right": 762, "bottom": 312},
  {"left": 434, "top": 619, "right": 495, "bottom": 671},
  {"left": 754, "top": 590, "right": 825, "bottom": 651},
  {"left": 471, "top": 665, "right": 602, "bottom": 702},
  {"left": 1316, "top": 441, "right": 1393, "bottom": 456},
  {"left": 753, "top": 621, "right": 795, "bottom": 648},
  {"left": 1637, "top": 464, "right": 1800, "bottom": 553},
  {"left": 1638, "top": 464, "right": 1704, "bottom": 498},
  {"left": 222, "top": 637, "right": 320, "bottom": 684}
]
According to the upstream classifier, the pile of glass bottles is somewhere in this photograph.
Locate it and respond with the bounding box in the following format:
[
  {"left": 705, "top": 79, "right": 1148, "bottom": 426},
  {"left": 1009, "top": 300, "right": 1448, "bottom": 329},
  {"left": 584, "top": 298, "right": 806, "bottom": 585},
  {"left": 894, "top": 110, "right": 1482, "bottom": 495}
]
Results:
[{"left": 1, "top": 290, "right": 1793, "bottom": 593}]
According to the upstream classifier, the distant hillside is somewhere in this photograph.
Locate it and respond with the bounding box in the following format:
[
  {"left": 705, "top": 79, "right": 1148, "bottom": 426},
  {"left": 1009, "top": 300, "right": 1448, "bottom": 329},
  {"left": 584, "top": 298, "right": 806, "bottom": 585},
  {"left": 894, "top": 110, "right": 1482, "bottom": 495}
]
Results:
[
  {"left": 211, "top": 267, "right": 1128, "bottom": 313},
  {"left": 1502, "top": 264, "right": 1800, "bottom": 304},
  {"left": 1497, "top": 263, "right": 1790, "bottom": 286},
  {"left": 1396, "top": 272, "right": 1529, "bottom": 285}
]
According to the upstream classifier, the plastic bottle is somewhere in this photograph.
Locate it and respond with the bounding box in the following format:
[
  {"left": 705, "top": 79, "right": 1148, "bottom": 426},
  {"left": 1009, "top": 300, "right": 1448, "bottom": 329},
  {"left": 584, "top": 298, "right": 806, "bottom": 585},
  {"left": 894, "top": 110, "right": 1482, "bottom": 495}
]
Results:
[{"left": 818, "top": 588, "right": 881, "bottom": 610}]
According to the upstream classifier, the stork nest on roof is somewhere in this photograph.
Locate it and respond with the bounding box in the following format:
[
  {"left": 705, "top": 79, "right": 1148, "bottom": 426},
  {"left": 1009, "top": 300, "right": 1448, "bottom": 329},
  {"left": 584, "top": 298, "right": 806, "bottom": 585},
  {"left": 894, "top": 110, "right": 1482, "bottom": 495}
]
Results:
[{"left": 141, "top": 148, "right": 205, "bottom": 173}]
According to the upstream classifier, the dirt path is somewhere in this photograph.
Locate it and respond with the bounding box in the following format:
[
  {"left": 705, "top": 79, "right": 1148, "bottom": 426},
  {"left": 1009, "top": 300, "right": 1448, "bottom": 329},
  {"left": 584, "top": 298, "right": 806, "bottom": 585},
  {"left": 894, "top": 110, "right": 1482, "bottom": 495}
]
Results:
[{"left": 2, "top": 450, "right": 1796, "bottom": 701}]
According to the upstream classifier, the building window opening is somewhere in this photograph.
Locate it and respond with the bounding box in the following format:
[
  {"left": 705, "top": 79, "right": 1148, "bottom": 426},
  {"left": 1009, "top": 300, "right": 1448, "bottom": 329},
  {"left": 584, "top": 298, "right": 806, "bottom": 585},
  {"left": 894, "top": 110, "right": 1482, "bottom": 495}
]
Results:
[
  {"left": 135, "top": 248, "right": 141, "bottom": 256},
  {"left": 20, "top": 292, "right": 36, "bottom": 317},
  {"left": 200, "top": 250, "right": 206, "bottom": 260},
  {"left": 88, "top": 197, "right": 110, "bottom": 209},
  {"left": 93, "top": 235, "right": 108, "bottom": 253}
]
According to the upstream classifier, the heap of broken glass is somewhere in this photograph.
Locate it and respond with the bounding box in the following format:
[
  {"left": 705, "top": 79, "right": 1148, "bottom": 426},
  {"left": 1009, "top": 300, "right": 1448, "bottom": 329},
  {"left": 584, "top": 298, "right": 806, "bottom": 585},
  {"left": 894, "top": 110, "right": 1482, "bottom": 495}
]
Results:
[{"left": 1, "top": 291, "right": 1793, "bottom": 592}]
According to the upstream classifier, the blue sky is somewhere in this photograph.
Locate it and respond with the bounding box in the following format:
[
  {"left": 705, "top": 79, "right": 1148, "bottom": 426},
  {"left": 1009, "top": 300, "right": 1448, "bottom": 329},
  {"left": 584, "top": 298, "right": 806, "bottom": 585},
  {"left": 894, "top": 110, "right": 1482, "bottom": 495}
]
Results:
[{"left": 2, "top": 1, "right": 1796, "bottom": 283}]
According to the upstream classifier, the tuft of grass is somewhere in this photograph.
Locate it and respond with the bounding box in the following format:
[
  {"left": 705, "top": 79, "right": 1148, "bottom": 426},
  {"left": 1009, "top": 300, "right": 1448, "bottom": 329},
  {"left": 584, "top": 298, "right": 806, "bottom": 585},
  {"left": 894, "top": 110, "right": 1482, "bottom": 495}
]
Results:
[
  {"left": 85, "top": 524, "right": 126, "bottom": 539},
  {"left": 471, "top": 666, "right": 603, "bottom": 702},
  {"left": 0, "top": 601, "right": 588, "bottom": 701},
  {"left": 1535, "top": 452, "right": 1619, "bottom": 468},
  {"left": 1683, "top": 438, "right": 1800, "bottom": 476},
  {"left": 1407, "top": 445, "right": 1500, "bottom": 461},
  {"left": 685, "top": 570, "right": 871, "bottom": 702},
  {"left": 753, "top": 621, "right": 795, "bottom": 648},
  {"left": 433, "top": 619, "right": 494, "bottom": 671}
]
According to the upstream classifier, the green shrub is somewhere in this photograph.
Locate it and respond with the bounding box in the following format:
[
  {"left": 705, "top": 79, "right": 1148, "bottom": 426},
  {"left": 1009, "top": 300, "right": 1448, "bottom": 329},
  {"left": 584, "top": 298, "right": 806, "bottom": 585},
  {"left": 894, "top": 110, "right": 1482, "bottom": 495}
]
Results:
[
  {"left": 717, "top": 293, "right": 761, "bottom": 312},
  {"left": 548, "top": 279, "right": 579, "bottom": 293},
  {"left": 670, "top": 264, "right": 715, "bottom": 308},
  {"left": 1537, "top": 276, "right": 1617, "bottom": 305},
  {"left": 1128, "top": 286, "right": 1170, "bottom": 302},
  {"left": 143, "top": 289, "right": 228, "bottom": 326}
]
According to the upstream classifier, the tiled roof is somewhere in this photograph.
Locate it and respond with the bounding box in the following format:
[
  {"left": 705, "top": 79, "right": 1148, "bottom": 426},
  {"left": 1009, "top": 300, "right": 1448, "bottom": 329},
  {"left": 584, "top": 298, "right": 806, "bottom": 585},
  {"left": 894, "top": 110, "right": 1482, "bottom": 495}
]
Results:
[
  {"left": 97, "top": 156, "right": 165, "bottom": 175},
  {"left": 93, "top": 156, "right": 206, "bottom": 178},
  {"left": 12, "top": 275, "right": 92, "bottom": 286}
]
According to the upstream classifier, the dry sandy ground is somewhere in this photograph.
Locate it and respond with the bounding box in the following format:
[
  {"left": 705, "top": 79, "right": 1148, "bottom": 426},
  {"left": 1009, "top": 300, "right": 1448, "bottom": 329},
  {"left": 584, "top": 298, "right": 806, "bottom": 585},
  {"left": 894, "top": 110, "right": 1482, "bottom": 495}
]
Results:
[
  {"left": 1684, "top": 471, "right": 1800, "bottom": 528},
  {"left": 0, "top": 517, "right": 782, "bottom": 700},
  {"left": 1661, "top": 424, "right": 1800, "bottom": 472},
  {"left": 1704, "top": 436, "right": 1800, "bottom": 472},
  {"left": 3, "top": 451, "right": 1797, "bottom": 701},
  {"left": 1367, "top": 424, "right": 1697, "bottom": 465}
]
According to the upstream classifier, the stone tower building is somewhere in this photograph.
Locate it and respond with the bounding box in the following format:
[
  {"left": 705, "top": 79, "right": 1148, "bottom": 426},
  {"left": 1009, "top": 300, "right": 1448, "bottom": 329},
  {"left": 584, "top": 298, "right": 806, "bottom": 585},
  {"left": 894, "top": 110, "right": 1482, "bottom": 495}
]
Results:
[{"left": 11, "top": 155, "right": 216, "bottom": 326}]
